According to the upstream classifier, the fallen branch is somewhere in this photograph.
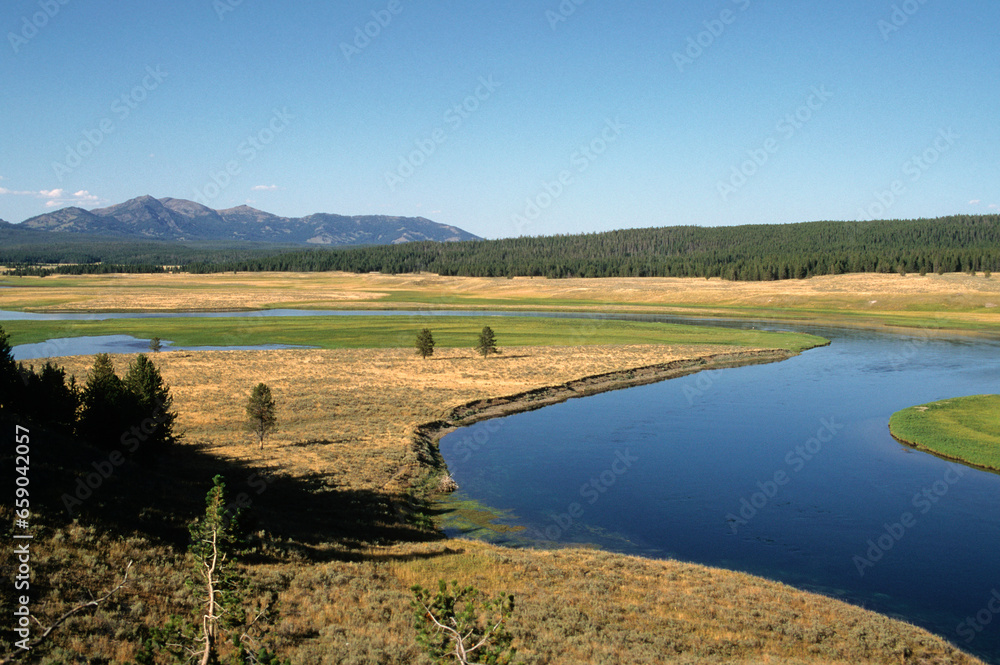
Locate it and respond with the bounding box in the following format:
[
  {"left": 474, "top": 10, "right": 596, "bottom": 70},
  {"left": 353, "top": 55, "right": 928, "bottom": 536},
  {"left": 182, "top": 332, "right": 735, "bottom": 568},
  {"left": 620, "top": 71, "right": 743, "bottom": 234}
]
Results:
[{"left": 0, "top": 561, "right": 132, "bottom": 663}]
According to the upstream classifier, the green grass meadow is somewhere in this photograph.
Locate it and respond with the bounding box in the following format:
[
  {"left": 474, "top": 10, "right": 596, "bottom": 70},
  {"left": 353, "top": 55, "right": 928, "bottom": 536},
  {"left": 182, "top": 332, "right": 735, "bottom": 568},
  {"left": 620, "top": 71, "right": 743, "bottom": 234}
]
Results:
[
  {"left": 889, "top": 395, "right": 1000, "bottom": 471},
  {"left": 1, "top": 315, "right": 827, "bottom": 354}
]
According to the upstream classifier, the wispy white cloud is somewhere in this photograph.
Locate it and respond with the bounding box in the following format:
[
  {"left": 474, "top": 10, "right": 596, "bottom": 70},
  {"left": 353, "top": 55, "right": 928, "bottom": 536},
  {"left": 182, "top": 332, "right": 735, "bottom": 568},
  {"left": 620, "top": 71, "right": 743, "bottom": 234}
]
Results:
[
  {"left": 0, "top": 187, "right": 35, "bottom": 196},
  {"left": 989, "top": 204, "right": 999, "bottom": 210},
  {"left": 251, "top": 184, "right": 279, "bottom": 191},
  {"left": 0, "top": 187, "right": 102, "bottom": 208},
  {"left": 41, "top": 189, "right": 101, "bottom": 207},
  {"left": 969, "top": 199, "right": 981, "bottom": 205}
]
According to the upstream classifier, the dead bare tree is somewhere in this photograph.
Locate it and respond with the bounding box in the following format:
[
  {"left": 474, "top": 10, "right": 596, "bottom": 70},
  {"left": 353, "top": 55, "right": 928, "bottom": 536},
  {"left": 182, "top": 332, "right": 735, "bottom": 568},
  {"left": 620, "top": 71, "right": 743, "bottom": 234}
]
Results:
[
  {"left": 196, "top": 527, "right": 221, "bottom": 665},
  {"left": 184, "top": 475, "right": 287, "bottom": 665},
  {"left": 412, "top": 580, "right": 519, "bottom": 665},
  {"left": 0, "top": 561, "right": 132, "bottom": 664},
  {"left": 188, "top": 476, "right": 241, "bottom": 665}
]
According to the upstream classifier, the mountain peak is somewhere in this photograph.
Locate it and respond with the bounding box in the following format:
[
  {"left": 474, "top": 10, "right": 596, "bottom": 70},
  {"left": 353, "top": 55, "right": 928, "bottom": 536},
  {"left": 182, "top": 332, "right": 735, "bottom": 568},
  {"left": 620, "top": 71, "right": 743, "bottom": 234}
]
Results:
[{"left": 18, "top": 197, "right": 480, "bottom": 246}]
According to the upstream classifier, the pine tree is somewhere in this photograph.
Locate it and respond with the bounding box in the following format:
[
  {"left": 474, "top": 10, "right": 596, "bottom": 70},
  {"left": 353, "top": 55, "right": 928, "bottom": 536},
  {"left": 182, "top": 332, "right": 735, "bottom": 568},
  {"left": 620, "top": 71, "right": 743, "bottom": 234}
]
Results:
[
  {"left": 416, "top": 328, "right": 435, "bottom": 359},
  {"left": 188, "top": 475, "right": 245, "bottom": 665},
  {"left": 77, "top": 353, "right": 128, "bottom": 448},
  {"left": 25, "top": 362, "right": 79, "bottom": 429},
  {"left": 137, "top": 477, "right": 287, "bottom": 665},
  {"left": 475, "top": 326, "right": 498, "bottom": 358},
  {"left": 246, "top": 383, "right": 277, "bottom": 450},
  {"left": 0, "top": 325, "right": 20, "bottom": 417},
  {"left": 412, "top": 580, "right": 519, "bottom": 665},
  {"left": 123, "top": 353, "right": 177, "bottom": 453}
]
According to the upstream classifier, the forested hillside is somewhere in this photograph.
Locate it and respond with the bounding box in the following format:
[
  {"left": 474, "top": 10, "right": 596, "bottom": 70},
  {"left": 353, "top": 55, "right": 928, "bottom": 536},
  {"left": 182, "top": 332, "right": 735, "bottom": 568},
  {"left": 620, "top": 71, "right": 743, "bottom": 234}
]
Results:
[
  {"left": 0, "top": 223, "right": 294, "bottom": 269},
  {"left": 5, "top": 215, "right": 999, "bottom": 281},
  {"left": 184, "top": 215, "right": 1000, "bottom": 280}
]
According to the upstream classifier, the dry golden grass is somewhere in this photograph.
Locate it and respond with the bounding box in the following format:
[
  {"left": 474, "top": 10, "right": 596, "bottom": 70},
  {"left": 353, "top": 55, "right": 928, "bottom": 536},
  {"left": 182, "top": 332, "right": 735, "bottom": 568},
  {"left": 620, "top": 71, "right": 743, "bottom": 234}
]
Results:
[
  {"left": 4, "top": 271, "right": 1000, "bottom": 318},
  {"left": 3, "top": 345, "right": 988, "bottom": 664},
  {"left": 6, "top": 521, "right": 984, "bottom": 664}
]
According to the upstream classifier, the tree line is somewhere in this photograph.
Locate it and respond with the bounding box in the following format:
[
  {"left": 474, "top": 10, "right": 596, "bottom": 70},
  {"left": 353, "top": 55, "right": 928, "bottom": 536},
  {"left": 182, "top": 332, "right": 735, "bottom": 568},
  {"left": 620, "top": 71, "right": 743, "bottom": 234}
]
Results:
[
  {"left": 178, "top": 214, "right": 1000, "bottom": 280},
  {"left": 4, "top": 215, "right": 999, "bottom": 281},
  {"left": 1, "top": 328, "right": 177, "bottom": 455}
]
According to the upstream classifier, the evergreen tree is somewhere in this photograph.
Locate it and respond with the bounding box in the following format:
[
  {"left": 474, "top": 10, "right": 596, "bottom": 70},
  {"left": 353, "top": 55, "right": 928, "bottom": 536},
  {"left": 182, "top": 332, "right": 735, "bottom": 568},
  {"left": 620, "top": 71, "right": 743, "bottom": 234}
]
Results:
[
  {"left": 123, "top": 353, "right": 177, "bottom": 453},
  {"left": 0, "top": 325, "right": 20, "bottom": 418},
  {"left": 475, "top": 326, "right": 498, "bottom": 358},
  {"left": 416, "top": 328, "right": 435, "bottom": 359},
  {"left": 246, "top": 383, "right": 277, "bottom": 450},
  {"left": 20, "top": 361, "right": 79, "bottom": 429},
  {"left": 148, "top": 336, "right": 162, "bottom": 353},
  {"left": 188, "top": 475, "right": 245, "bottom": 664},
  {"left": 77, "top": 353, "right": 129, "bottom": 448},
  {"left": 137, "top": 476, "right": 287, "bottom": 665}
]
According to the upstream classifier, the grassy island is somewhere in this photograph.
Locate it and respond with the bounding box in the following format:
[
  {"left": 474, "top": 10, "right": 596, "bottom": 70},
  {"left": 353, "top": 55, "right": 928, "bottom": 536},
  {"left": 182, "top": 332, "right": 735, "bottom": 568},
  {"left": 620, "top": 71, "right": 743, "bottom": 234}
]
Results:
[{"left": 889, "top": 395, "right": 1000, "bottom": 472}]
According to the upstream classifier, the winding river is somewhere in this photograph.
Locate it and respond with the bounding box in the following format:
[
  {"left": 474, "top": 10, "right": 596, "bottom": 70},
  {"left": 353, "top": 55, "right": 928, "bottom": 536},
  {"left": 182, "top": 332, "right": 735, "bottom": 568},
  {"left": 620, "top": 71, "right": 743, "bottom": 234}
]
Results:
[
  {"left": 5, "top": 309, "right": 999, "bottom": 661},
  {"left": 437, "top": 323, "right": 1000, "bottom": 663}
]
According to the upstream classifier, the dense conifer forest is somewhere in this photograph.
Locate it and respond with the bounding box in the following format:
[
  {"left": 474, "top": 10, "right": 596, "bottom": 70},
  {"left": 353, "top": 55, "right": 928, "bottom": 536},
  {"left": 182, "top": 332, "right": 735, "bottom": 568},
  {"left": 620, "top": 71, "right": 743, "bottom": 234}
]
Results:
[{"left": 5, "top": 215, "right": 999, "bottom": 281}]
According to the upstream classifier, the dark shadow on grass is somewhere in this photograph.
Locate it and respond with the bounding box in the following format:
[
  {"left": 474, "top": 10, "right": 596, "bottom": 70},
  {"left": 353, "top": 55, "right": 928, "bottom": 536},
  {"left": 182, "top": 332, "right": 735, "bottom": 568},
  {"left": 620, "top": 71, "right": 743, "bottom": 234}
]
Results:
[
  {"left": 335, "top": 546, "right": 466, "bottom": 564},
  {"left": 287, "top": 438, "right": 351, "bottom": 448},
  {"left": 419, "top": 353, "right": 533, "bottom": 361},
  {"left": 2, "top": 418, "right": 444, "bottom": 564}
]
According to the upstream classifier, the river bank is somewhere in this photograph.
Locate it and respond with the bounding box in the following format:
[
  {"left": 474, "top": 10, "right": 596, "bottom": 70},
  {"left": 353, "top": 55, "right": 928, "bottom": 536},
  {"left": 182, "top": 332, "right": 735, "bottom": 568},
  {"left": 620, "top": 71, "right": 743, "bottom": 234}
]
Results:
[{"left": 409, "top": 348, "right": 808, "bottom": 494}]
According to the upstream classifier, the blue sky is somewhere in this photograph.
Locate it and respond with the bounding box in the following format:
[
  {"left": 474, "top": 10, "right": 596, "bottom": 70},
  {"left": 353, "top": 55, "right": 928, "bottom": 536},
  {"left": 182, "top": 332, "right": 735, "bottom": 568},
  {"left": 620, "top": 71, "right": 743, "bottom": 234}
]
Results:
[{"left": 1, "top": 0, "right": 997, "bottom": 238}]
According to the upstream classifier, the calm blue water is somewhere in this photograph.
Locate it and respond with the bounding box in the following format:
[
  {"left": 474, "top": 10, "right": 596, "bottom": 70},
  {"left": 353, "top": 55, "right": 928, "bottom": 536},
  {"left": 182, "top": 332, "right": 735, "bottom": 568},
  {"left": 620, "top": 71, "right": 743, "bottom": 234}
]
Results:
[{"left": 439, "top": 326, "right": 1000, "bottom": 663}]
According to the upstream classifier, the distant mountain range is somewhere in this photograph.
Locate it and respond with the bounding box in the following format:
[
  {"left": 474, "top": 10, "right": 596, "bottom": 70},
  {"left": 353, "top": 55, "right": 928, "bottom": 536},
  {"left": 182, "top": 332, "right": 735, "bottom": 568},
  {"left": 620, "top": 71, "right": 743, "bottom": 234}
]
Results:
[{"left": 12, "top": 195, "right": 479, "bottom": 246}]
